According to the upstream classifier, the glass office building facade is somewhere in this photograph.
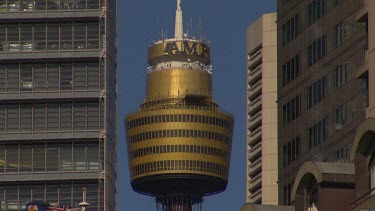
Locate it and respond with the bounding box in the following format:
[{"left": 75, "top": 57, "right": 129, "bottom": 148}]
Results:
[{"left": 0, "top": 0, "right": 118, "bottom": 210}]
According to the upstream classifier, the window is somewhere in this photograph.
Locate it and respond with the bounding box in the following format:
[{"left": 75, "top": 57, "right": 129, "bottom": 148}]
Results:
[
  {"left": 19, "top": 145, "right": 32, "bottom": 172},
  {"left": 282, "top": 0, "right": 291, "bottom": 6},
  {"left": 21, "top": 25, "right": 33, "bottom": 51},
  {"left": 7, "top": 104, "right": 19, "bottom": 132},
  {"left": 370, "top": 155, "right": 375, "bottom": 189},
  {"left": 307, "top": 0, "right": 326, "bottom": 26},
  {"left": 283, "top": 136, "right": 301, "bottom": 168},
  {"left": 308, "top": 34, "right": 327, "bottom": 67},
  {"left": 335, "top": 15, "right": 356, "bottom": 48},
  {"left": 0, "top": 145, "right": 4, "bottom": 173},
  {"left": 336, "top": 144, "right": 352, "bottom": 162},
  {"left": 34, "top": 24, "right": 46, "bottom": 51},
  {"left": 21, "top": 65, "right": 33, "bottom": 91},
  {"left": 283, "top": 182, "right": 293, "bottom": 205},
  {"left": 308, "top": 117, "right": 328, "bottom": 149},
  {"left": 47, "top": 103, "right": 59, "bottom": 131},
  {"left": 282, "top": 95, "right": 301, "bottom": 127},
  {"left": 282, "top": 14, "right": 299, "bottom": 45},
  {"left": 363, "top": 72, "right": 369, "bottom": 107},
  {"left": 60, "top": 64, "right": 72, "bottom": 90},
  {"left": 334, "top": 63, "right": 348, "bottom": 88},
  {"left": 6, "top": 145, "right": 18, "bottom": 172},
  {"left": 333, "top": 0, "right": 343, "bottom": 6},
  {"left": 282, "top": 54, "right": 300, "bottom": 86},
  {"left": 46, "top": 144, "right": 58, "bottom": 171},
  {"left": 308, "top": 75, "right": 328, "bottom": 109},
  {"left": 33, "top": 144, "right": 45, "bottom": 172},
  {"left": 7, "top": 65, "right": 19, "bottom": 92},
  {"left": 335, "top": 101, "right": 354, "bottom": 130},
  {"left": 20, "top": 104, "right": 32, "bottom": 131}
]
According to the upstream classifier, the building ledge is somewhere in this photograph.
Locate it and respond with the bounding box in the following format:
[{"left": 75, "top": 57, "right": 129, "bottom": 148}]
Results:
[
  {"left": 0, "top": 171, "right": 101, "bottom": 182},
  {"left": 240, "top": 203, "right": 294, "bottom": 211}
]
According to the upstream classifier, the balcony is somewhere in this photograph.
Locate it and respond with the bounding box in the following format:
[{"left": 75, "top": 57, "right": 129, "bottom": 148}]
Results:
[
  {"left": 248, "top": 49, "right": 262, "bottom": 66},
  {"left": 248, "top": 80, "right": 262, "bottom": 97},
  {"left": 248, "top": 127, "right": 262, "bottom": 146},
  {"left": 248, "top": 173, "right": 262, "bottom": 192},
  {"left": 248, "top": 66, "right": 262, "bottom": 85},
  {"left": 248, "top": 111, "right": 262, "bottom": 130},
  {"left": 248, "top": 96, "right": 262, "bottom": 113},
  {"left": 250, "top": 188, "right": 262, "bottom": 203},
  {"left": 248, "top": 158, "right": 262, "bottom": 174},
  {"left": 248, "top": 142, "right": 262, "bottom": 161}
]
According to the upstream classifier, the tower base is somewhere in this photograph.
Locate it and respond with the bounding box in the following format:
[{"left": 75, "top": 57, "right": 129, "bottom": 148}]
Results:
[{"left": 156, "top": 194, "right": 203, "bottom": 211}]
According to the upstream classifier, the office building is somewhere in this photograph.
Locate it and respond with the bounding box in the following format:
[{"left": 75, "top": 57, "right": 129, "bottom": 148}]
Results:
[
  {"left": 277, "top": 0, "right": 375, "bottom": 210},
  {"left": 0, "top": 0, "right": 118, "bottom": 210},
  {"left": 125, "top": 0, "right": 234, "bottom": 210},
  {"left": 246, "top": 13, "right": 278, "bottom": 205}
]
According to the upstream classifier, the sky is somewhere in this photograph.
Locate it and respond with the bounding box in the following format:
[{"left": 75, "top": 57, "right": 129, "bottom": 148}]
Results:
[{"left": 118, "top": 0, "right": 276, "bottom": 210}]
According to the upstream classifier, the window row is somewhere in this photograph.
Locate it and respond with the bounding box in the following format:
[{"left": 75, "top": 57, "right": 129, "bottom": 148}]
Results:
[
  {"left": 282, "top": 14, "right": 299, "bottom": 45},
  {"left": 130, "top": 145, "right": 228, "bottom": 160},
  {"left": 0, "top": 140, "right": 101, "bottom": 173},
  {"left": 132, "top": 160, "right": 227, "bottom": 177},
  {"left": 0, "top": 22, "right": 105, "bottom": 52},
  {"left": 308, "top": 116, "right": 328, "bottom": 150},
  {"left": 307, "top": 0, "right": 326, "bottom": 26},
  {"left": 0, "top": 0, "right": 105, "bottom": 12},
  {"left": 0, "top": 182, "right": 101, "bottom": 211},
  {"left": 307, "top": 34, "right": 327, "bottom": 67},
  {"left": 0, "top": 61, "right": 104, "bottom": 92},
  {"left": 307, "top": 75, "right": 328, "bottom": 109},
  {"left": 128, "top": 129, "right": 231, "bottom": 145},
  {"left": 282, "top": 95, "right": 301, "bottom": 127},
  {"left": 127, "top": 114, "right": 232, "bottom": 129},
  {"left": 282, "top": 54, "right": 300, "bottom": 86},
  {"left": 0, "top": 101, "right": 104, "bottom": 132},
  {"left": 282, "top": 136, "right": 301, "bottom": 168},
  {"left": 334, "top": 100, "right": 355, "bottom": 130}
]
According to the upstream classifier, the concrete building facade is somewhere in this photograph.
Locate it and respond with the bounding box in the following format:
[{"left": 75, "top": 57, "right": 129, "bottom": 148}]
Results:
[
  {"left": 0, "top": 1, "right": 118, "bottom": 210},
  {"left": 246, "top": 13, "right": 278, "bottom": 205},
  {"left": 276, "top": 0, "right": 375, "bottom": 210}
]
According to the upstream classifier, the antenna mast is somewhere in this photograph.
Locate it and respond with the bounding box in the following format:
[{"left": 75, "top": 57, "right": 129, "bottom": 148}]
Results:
[{"left": 174, "top": 0, "right": 183, "bottom": 39}]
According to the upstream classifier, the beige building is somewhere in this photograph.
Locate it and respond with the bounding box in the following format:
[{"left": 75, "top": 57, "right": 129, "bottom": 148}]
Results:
[{"left": 246, "top": 13, "right": 278, "bottom": 205}]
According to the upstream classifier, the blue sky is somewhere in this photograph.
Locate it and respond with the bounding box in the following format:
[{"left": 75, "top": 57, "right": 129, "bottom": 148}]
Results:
[{"left": 118, "top": 1, "right": 276, "bottom": 210}]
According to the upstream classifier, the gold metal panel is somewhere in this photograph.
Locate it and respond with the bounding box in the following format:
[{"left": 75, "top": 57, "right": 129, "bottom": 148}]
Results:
[
  {"left": 126, "top": 122, "right": 232, "bottom": 136},
  {"left": 132, "top": 170, "right": 226, "bottom": 180},
  {"left": 129, "top": 138, "right": 229, "bottom": 151},
  {"left": 130, "top": 153, "right": 226, "bottom": 166},
  {"left": 126, "top": 108, "right": 233, "bottom": 122},
  {"left": 146, "top": 69, "right": 212, "bottom": 101}
]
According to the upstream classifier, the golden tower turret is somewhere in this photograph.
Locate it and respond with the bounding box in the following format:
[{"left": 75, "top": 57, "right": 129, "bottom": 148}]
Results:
[{"left": 125, "top": 1, "right": 234, "bottom": 210}]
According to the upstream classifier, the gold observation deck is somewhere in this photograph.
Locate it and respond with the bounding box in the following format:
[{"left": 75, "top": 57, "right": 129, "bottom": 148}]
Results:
[{"left": 125, "top": 1, "right": 234, "bottom": 210}]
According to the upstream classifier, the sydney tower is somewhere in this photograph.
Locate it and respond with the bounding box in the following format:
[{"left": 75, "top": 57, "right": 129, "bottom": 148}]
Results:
[{"left": 125, "top": 1, "right": 234, "bottom": 210}]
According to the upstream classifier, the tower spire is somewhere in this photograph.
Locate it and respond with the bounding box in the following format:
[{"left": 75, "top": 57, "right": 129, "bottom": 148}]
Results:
[{"left": 174, "top": 0, "right": 183, "bottom": 39}]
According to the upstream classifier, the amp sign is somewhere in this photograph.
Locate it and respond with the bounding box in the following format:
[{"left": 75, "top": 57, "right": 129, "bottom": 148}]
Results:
[{"left": 163, "top": 41, "right": 209, "bottom": 57}]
